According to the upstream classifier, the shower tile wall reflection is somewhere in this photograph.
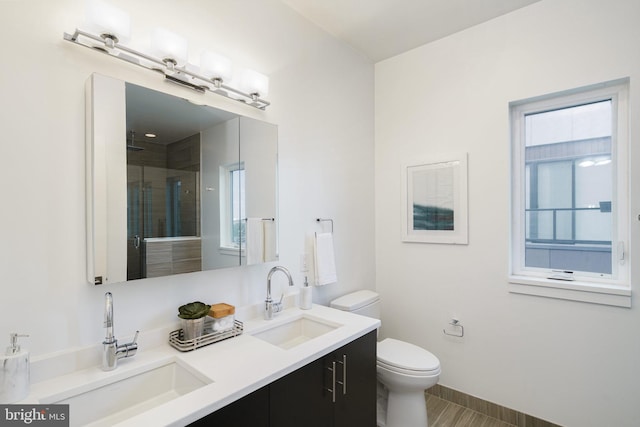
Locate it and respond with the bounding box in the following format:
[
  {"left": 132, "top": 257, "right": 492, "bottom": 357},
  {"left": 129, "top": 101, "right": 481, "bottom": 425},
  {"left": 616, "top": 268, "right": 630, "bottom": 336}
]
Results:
[{"left": 127, "top": 134, "right": 201, "bottom": 280}]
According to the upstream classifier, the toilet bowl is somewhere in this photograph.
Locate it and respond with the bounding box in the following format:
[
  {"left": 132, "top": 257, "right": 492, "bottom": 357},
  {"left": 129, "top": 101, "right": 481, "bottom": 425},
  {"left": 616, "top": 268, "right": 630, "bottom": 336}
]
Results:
[
  {"left": 330, "top": 291, "right": 441, "bottom": 427},
  {"left": 377, "top": 338, "right": 441, "bottom": 427}
]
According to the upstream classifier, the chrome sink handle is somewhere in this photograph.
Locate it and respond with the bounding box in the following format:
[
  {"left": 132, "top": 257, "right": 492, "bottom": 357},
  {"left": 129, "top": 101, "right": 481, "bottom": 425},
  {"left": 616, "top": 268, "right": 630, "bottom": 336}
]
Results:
[
  {"left": 272, "top": 294, "right": 285, "bottom": 314},
  {"left": 265, "top": 293, "right": 285, "bottom": 320},
  {"left": 118, "top": 331, "right": 139, "bottom": 358}
]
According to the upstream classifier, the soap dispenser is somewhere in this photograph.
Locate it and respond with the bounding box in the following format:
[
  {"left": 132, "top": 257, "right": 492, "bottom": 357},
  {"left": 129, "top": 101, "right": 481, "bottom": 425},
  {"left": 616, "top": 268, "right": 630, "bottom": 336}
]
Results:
[
  {"left": 300, "top": 276, "right": 312, "bottom": 310},
  {"left": 0, "top": 333, "right": 30, "bottom": 403},
  {"left": 299, "top": 253, "right": 312, "bottom": 310}
]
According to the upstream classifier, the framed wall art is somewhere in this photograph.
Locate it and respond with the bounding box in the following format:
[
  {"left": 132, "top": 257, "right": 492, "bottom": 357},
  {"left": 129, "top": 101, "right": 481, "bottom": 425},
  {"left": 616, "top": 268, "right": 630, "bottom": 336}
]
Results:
[{"left": 401, "top": 153, "right": 468, "bottom": 244}]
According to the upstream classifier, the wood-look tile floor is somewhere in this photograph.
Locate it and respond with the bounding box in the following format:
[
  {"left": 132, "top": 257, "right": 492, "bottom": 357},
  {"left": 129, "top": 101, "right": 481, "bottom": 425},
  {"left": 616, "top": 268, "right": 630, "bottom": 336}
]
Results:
[{"left": 426, "top": 394, "right": 517, "bottom": 427}]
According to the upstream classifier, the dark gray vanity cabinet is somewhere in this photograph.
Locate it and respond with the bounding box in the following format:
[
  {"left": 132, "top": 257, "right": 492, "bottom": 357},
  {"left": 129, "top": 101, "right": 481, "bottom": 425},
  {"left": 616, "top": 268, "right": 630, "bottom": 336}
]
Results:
[
  {"left": 331, "top": 331, "right": 377, "bottom": 427},
  {"left": 189, "top": 331, "right": 376, "bottom": 427},
  {"left": 269, "top": 356, "right": 332, "bottom": 426},
  {"left": 188, "top": 387, "right": 269, "bottom": 427},
  {"left": 271, "top": 330, "right": 377, "bottom": 427},
  {"left": 269, "top": 331, "right": 377, "bottom": 426}
]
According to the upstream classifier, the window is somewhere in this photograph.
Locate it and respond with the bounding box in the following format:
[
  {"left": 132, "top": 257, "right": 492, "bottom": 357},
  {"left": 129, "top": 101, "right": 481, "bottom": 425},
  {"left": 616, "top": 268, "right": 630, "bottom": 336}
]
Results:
[
  {"left": 509, "top": 80, "right": 630, "bottom": 307},
  {"left": 219, "top": 162, "right": 245, "bottom": 250}
]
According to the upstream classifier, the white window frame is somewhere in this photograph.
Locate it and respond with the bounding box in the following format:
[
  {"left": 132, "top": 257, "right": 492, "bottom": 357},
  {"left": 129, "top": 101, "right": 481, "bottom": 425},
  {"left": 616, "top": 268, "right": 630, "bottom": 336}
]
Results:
[
  {"left": 219, "top": 162, "right": 245, "bottom": 254},
  {"left": 509, "top": 79, "right": 631, "bottom": 307}
]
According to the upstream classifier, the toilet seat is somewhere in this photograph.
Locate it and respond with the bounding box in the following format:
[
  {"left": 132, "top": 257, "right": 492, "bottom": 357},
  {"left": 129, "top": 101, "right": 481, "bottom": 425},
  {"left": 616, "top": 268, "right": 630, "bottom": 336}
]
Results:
[
  {"left": 378, "top": 360, "right": 441, "bottom": 377},
  {"left": 377, "top": 338, "right": 440, "bottom": 373}
]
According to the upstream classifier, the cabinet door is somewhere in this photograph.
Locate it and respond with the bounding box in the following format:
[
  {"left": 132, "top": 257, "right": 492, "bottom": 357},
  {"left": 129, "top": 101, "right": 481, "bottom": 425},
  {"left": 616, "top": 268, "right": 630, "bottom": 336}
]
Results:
[
  {"left": 190, "top": 331, "right": 377, "bottom": 427},
  {"left": 188, "top": 387, "right": 269, "bottom": 427},
  {"left": 332, "top": 331, "right": 377, "bottom": 427},
  {"left": 270, "top": 357, "right": 333, "bottom": 427}
]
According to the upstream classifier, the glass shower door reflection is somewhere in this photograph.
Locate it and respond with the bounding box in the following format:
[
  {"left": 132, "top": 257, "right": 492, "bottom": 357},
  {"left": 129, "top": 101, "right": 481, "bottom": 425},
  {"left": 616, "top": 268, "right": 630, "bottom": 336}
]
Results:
[
  {"left": 127, "top": 165, "right": 144, "bottom": 280},
  {"left": 127, "top": 165, "right": 200, "bottom": 280}
]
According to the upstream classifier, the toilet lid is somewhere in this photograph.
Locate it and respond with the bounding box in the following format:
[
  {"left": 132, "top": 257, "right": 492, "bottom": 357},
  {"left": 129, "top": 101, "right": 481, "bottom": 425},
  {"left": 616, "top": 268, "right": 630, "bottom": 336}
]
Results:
[
  {"left": 330, "top": 290, "right": 379, "bottom": 311},
  {"left": 377, "top": 338, "right": 440, "bottom": 372}
]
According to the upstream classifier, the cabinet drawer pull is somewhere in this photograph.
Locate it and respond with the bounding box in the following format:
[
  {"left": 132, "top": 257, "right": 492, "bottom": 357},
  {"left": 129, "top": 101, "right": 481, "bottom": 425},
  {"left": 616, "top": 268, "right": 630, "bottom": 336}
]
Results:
[
  {"left": 336, "top": 354, "right": 347, "bottom": 395},
  {"left": 326, "top": 362, "right": 337, "bottom": 403},
  {"left": 330, "top": 361, "right": 337, "bottom": 403}
]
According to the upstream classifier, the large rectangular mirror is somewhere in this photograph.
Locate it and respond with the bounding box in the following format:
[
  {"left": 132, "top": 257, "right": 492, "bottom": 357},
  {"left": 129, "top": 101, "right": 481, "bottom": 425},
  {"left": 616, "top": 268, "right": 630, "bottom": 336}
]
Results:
[{"left": 86, "top": 73, "right": 278, "bottom": 285}]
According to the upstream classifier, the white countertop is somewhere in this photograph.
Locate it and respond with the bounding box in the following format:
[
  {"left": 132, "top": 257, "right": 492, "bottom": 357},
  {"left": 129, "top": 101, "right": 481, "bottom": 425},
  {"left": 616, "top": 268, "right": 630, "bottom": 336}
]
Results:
[{"left": 25, "top": 304, "right": 380, "bottom": 427}]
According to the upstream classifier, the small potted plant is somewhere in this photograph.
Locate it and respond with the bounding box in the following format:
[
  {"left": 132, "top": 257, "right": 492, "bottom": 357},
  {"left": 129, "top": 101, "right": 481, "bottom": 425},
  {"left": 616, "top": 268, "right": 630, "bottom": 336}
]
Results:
[{"left": 178, "top": 301, "right": 211, "bottom": 341}]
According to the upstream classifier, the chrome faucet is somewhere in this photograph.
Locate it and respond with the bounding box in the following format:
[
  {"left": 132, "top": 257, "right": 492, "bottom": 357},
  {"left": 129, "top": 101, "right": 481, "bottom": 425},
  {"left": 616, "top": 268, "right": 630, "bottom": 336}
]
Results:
[
  {"left": 265, "top": 266, "right": 294, "bottom": 320},
  {"left": 102, "top": 292, "right": 139, "bottom": 371}
]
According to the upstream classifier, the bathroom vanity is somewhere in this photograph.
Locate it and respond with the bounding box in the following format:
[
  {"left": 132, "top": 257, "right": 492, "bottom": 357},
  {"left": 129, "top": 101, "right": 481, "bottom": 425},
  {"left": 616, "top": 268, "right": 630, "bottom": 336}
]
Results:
[
  {"left": 25, "top": 304, "right": 379, "bottom": 427},
  {"left": 192, "top": 331, "right": 376, "bottom": 427}
]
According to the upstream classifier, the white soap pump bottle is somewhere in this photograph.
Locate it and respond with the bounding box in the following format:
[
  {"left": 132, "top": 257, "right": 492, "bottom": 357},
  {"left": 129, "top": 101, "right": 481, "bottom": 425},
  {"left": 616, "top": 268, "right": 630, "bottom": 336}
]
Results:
[
  {"left": 299, "top": 253, "right": 312, "bottom": 310},
  {"left": 300, "top": 276, "right": 312, "bottom": 310},
  {"left": 0, "top": 333, "right": 30, "bottom": 403}
]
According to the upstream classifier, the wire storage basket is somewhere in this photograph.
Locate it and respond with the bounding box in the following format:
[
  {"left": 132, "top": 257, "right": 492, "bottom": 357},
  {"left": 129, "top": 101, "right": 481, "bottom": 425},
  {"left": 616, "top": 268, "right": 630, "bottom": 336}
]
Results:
[{"left": 169, "top": 318, "right": 243, "bottom": 352}]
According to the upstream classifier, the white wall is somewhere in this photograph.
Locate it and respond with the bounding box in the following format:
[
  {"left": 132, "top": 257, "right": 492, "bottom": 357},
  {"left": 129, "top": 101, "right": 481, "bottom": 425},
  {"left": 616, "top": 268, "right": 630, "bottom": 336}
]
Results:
[
  {"left": 0, "top": 0, "right": 374, "bottom": 357},
  {"left": 375, "top": 0, "right": 640, "bottom": 426}
]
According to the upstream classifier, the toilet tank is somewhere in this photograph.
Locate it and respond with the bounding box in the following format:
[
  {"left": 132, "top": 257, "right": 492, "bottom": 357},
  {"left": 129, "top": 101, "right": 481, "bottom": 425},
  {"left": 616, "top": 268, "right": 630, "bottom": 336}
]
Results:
[{"left": 330, "top": 290, "right": 380, "bottom": 319}]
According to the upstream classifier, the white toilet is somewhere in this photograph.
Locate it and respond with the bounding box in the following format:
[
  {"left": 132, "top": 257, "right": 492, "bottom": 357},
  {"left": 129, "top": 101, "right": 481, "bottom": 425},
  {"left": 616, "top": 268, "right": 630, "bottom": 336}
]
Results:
[{"left": 330, "top": 290, "right": 441, "bottom": 427}]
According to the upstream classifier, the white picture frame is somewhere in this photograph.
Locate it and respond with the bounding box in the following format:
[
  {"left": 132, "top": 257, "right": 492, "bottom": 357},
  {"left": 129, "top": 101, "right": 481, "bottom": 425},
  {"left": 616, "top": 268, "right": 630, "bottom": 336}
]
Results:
[{"left": 401, "top": 153, "right": 468, "bottom": 244}]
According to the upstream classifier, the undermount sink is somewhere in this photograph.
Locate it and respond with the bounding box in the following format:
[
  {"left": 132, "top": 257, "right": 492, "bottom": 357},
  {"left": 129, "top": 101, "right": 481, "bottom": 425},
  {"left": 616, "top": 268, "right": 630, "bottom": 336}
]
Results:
[
  {"left": 40, "top": 360, "right": 211, "bottom": 427},
  {"left": 252, "top": 315, "right": 341, "bottom": 350}
]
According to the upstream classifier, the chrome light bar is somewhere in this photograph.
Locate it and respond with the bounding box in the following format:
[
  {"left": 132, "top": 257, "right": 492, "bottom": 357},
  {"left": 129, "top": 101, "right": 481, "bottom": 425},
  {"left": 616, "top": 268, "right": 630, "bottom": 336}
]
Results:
[{"left": 63, "top": 29, "right": 271, "bottom": 110}]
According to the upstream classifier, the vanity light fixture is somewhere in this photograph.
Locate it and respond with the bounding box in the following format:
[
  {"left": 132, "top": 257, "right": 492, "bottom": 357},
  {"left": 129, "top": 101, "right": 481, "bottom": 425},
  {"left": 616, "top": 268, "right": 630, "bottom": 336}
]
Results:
[
  {"left": 64, "top": 0, "right": 270, "bottom": 110},
  {"left": 200, "top": 50, "right": 233, "bottom": 87},
  {"left": 151, "top": 27, "right": 189, "bottom": 70},
  {"left": 84, "top": 0, "right": 130, "bottom": 48},
  {"left": 239, "top": 68, "right": 270, "bottom": 99}
]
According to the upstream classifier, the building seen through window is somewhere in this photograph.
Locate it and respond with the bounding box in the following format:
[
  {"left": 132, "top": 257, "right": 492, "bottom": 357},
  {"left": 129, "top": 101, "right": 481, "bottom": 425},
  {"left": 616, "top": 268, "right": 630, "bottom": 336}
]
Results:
[{"left": 524, "top": 100, "right": 612, "bottom": 275}]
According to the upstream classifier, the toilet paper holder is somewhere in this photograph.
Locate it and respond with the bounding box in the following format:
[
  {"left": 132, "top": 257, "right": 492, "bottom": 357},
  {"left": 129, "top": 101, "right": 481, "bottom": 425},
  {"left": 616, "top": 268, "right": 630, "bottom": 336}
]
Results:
[{"left": 443, "top": 319, "right": 464, "bottom": 337}]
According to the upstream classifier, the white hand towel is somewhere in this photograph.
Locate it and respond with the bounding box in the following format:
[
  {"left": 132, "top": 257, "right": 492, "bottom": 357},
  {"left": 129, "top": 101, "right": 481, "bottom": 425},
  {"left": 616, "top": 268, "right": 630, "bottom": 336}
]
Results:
[
  {"left": 263, "top": 220, "right": 277, "bottom": 262},
  {"left": 246, "top": 218, "right": 264, "bottom": 265},
  {"left": 314, "top": 232, "right": 337, "bottom": 286}
]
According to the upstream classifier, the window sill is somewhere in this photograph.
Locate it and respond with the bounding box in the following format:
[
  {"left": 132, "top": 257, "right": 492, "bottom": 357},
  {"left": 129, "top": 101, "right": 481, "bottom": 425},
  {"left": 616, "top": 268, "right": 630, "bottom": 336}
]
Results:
[{"left": 508, "top": 276, "right": 631, "bottom": 308}]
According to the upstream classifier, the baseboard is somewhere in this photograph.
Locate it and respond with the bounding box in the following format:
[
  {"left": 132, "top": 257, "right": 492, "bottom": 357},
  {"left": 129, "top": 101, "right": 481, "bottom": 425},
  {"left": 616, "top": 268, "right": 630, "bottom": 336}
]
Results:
[{"left": 426, "top": 384, "right": 562, "bottom": 427}]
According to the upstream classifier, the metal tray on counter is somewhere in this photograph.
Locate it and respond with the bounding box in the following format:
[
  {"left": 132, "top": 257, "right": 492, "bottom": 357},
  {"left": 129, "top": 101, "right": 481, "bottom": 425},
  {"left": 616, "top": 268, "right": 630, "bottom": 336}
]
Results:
[{"left": 169, "top": 319, "right": 243, "bottom": 352}]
